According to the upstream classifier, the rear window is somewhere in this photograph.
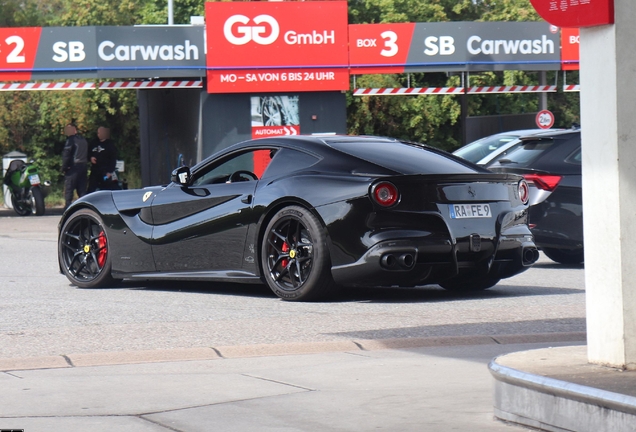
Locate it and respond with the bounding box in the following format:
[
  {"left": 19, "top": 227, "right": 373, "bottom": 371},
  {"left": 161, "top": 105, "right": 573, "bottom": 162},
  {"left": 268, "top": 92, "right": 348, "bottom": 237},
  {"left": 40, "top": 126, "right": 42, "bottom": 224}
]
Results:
[
  {"left": 490, "top": 139, "right": 556, "bottom": 168},
  {"left": 329, "top": 140, "right": 479, "bottom": 175}
]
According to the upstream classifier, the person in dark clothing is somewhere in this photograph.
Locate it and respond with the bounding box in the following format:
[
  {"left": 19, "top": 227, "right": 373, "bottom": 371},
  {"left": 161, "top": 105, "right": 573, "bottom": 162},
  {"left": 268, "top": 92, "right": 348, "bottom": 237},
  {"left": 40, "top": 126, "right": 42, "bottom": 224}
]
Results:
[
  {"left": 61, "top": 123, "right": 88, "bottom": 210},
  {"left": 87, "top": 126, "right": 118, "bottom": 193}
]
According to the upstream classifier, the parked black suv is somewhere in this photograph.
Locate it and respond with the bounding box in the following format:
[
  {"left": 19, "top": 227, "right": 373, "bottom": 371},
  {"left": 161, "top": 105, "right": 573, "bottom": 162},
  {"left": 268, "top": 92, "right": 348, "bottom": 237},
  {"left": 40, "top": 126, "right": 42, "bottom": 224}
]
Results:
[{"left": 487, "top": 129, "right": 583, "bottom": 264}]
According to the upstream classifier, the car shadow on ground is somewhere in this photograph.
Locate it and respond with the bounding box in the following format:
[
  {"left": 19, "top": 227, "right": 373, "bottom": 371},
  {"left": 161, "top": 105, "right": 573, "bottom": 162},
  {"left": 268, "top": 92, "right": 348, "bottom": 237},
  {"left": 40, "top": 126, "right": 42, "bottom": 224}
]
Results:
[
  {"left": 533, "top": 260, "right": 585, "bottom": 270},
  {"left": 0, "top": 207, "right": 65, "bottom": 217},
  {"left": 118, "top": 279, "right": 277, "bottom": 298},
  {"left": 94, "top": 279, "right": 584, "bottom": 304},
  {"left": 328, "top": 317, "right": 587, "bottom": 341},
  {"left": 336, "top": 284, "right": 584, "bottom": 304}
]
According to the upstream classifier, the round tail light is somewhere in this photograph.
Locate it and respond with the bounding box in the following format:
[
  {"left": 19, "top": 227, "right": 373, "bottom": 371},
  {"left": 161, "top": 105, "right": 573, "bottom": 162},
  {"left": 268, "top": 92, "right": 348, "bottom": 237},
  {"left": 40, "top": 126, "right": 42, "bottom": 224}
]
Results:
[
  {"left": 518, "top": 179, "right": 529, "bottom": 205},
  {"left": 371, "top": 182, "right": 399, "bottom": 207}
]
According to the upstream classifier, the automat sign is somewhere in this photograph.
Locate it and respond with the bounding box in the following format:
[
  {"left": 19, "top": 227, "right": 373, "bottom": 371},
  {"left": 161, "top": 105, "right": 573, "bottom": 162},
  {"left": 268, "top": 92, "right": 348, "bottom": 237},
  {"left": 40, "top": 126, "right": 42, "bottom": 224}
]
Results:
[{"left": 205, "top": 1, "right": 349, "bottom": 93}]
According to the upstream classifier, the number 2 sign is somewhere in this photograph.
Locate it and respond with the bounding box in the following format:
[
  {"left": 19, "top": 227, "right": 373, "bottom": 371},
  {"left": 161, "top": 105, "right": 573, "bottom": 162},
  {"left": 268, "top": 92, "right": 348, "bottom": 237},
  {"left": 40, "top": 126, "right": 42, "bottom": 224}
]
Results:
[
  {"left": 536, "top": 109, "right": 555, "bottom": 129},
  {"left": 0, "top": 27, "right": 42, "bottom": 80}
]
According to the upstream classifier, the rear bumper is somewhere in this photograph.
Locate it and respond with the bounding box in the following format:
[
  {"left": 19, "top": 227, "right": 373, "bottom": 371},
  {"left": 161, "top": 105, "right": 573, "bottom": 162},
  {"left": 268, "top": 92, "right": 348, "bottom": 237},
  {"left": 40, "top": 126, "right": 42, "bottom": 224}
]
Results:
[
  {"left": 528, "top": 187, "right": 583, "bottom": 251},
  {"left": 331, "top": 230, "right": 538, "bottom": 287}
]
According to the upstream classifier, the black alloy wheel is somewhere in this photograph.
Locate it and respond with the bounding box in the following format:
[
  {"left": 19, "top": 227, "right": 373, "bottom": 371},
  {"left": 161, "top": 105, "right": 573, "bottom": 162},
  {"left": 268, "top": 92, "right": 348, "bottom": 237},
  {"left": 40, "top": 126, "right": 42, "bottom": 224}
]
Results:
[
  {"left": 59, "top": 209, "right": 115, "bottom": 288},
  {"left": 261, "top": 206, "right": 335, "bottom": 301}
]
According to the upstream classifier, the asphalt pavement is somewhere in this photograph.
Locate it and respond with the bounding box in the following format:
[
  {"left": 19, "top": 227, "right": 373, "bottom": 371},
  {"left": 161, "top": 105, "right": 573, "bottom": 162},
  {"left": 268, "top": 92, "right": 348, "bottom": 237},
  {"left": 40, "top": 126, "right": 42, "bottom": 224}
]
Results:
[{"left": 0, "top": 204, "right": 630, "bottom": 432}]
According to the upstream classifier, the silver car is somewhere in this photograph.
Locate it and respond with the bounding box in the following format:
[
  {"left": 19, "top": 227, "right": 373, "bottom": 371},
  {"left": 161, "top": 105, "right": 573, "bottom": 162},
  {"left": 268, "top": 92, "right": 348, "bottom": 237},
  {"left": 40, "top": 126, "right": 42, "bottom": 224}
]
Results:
[{"left": 453, "top": 129, "right": 555, "bottom": 166}]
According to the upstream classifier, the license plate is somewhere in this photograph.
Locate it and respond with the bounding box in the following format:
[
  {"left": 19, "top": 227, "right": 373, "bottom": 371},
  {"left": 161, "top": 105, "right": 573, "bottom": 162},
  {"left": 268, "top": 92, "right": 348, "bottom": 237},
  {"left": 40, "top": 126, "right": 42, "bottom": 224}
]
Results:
[
  {"left": 449, "top": 203, "right": 491, "bottom": 219},
  {"left": 28, "top": 174, "right": 40, "bottom": 185}
]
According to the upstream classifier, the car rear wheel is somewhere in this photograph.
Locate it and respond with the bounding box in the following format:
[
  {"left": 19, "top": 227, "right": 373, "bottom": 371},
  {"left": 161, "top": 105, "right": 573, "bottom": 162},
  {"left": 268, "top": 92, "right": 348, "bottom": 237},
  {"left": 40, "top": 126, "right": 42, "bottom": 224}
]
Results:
[
  {"left": 261, "top": 206, "right": 336, "bottom": 301},
  {"left": 58, "top": 208, "right": 116, "bottom": 288},
  {"left": 439, "top": 275, "right": 501, "bottom": 292},
  {"left": 542, "top": 247, "right": 584, "bottom": 265}
]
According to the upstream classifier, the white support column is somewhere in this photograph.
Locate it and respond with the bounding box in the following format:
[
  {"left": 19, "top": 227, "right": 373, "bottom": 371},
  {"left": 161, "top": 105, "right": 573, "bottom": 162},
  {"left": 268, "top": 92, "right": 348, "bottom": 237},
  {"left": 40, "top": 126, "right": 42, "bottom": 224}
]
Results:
[{"left": 580, "top": 0, "right": 636, "bottom": 369}]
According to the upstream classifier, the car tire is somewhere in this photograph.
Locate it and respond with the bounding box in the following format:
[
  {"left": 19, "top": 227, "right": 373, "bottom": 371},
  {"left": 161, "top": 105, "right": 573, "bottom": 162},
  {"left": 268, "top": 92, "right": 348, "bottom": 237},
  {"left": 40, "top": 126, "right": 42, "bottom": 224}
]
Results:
[
  {"left": 261, "top": 205, "right": 336, "bottom": 301},
  {"left": 542, "top": 247, "right": 584, "bottom": 265},
  {"left": 58, "top": 208, "right": 116, "bottom": 288},
  {"left": 439, "top": 275, "right": 501, "bottom": 292}
]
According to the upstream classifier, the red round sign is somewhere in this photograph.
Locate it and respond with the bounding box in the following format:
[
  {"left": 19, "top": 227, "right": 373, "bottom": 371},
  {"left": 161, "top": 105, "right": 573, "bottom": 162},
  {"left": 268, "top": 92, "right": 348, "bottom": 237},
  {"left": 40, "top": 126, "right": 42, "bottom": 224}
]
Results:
[
  {"left": 536, "top": 110, "right": 555, "bottom": 129},
  {"left": 529, "top": 0, "right": 614, "bottom": 28}
]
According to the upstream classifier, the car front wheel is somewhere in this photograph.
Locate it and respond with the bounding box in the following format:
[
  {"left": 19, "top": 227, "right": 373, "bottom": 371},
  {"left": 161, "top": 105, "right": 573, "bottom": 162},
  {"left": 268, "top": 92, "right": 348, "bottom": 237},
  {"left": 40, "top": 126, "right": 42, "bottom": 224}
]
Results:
[
  {"left": 261, "top": 206, "right": 335, "bottom": 301},
  {"left": 59, "top": 208, "right": 116, "bottom": 288}
]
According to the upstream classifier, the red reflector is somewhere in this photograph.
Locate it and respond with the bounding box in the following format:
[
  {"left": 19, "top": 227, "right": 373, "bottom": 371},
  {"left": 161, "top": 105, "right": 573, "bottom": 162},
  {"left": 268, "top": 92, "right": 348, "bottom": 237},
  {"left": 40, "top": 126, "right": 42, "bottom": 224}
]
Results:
[
  {"left": 518, "top": 180, "right": 529, "bottom": 204},
  {"left": 372, "top": 182, "right": 399, "bottom": 207},
  {"left": 529, "top": 224, "right": 537, "bottom": 229},
  {"left": 523, "top": 174, "right": 562, "bottom": 192}
]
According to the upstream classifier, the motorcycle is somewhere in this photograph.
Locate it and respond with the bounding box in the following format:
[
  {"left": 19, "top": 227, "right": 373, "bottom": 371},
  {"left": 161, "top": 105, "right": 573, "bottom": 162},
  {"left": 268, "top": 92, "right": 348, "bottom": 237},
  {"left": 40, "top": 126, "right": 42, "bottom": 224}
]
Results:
[{"left": 3, "top": 159, "right": 49, "bottom": 216}]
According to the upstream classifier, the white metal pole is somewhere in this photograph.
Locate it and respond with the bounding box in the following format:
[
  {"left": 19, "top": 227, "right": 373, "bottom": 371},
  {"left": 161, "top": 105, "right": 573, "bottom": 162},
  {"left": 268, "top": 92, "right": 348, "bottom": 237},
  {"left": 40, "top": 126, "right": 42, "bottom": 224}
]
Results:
[{"left": 168, "top": 0, "right": 174, "bottom": 25}]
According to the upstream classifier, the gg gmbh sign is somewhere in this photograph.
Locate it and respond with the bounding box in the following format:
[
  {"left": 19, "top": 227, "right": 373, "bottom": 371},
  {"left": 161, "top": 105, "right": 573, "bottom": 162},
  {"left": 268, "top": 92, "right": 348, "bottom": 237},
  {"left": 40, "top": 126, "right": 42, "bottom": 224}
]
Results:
[{"left": 205, "top": 1, "right": 349, "bottom": 93}]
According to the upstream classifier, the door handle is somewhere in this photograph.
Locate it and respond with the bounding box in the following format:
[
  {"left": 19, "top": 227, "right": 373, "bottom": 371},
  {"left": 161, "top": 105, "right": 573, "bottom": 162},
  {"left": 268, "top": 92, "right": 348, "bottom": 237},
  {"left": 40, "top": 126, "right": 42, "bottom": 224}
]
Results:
[{"left": 241, "top": 194, "right": 252, "bottom": 204}]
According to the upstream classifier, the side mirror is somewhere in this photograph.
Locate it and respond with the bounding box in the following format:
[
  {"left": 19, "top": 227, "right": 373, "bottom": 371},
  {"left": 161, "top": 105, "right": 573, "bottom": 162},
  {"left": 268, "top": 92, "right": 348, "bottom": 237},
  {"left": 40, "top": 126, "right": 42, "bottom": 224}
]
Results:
[{"left": 171, "top": 166, "right": 192, "bottom": 186}]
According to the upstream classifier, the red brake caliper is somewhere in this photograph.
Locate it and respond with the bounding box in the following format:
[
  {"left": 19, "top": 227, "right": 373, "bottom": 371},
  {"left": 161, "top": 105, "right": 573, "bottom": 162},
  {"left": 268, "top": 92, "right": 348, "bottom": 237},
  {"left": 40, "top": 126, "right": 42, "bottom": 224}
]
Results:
[
  {"left": 281, "top": 241, "right": 289, "bottom": 268},
  {"left": 97, "top": 231, "right": 107, "bottom": 267}
]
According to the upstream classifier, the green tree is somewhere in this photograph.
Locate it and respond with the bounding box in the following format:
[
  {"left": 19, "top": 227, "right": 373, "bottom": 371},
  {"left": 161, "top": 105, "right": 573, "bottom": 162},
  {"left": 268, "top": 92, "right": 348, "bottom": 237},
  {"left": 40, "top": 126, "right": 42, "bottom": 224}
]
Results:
[
  {"left": 0, "top": 0, "right": 581, "bottom": 204},
  {"left": 476, "top": 0, "right": 541, "bottom": 22},
  {"left": 0, "top": 0, "right": 208, "bottom": 201},
  {"left": 347, "top": 0, "right": 579, "bottom": 150}
]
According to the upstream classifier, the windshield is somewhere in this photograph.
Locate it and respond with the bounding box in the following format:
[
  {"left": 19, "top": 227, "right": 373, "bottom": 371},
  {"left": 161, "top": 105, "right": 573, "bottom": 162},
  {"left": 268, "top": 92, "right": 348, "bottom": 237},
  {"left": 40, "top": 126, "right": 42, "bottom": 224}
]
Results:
[{"left": 454, "top": 135, "right": 520, "bottom": 163}]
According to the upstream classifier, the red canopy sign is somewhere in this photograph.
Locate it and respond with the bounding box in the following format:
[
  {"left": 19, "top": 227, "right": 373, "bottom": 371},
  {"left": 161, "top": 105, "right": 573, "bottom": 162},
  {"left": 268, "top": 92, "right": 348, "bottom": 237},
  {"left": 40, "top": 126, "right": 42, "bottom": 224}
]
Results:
[
  {"left": 0, "top": 27, "right": 41, "bottom": 81},
  {"left": 205, "top": 1, "right": 349, "bottom": 93},
  {"left": 561, "top": 28, "right": 580, "bottom": 70},
  {"left": 348, "top": 23, "right": 415, "bottom": 74},
  {"left": 529, "top": 0, "right": 614, "bottom": 28}
]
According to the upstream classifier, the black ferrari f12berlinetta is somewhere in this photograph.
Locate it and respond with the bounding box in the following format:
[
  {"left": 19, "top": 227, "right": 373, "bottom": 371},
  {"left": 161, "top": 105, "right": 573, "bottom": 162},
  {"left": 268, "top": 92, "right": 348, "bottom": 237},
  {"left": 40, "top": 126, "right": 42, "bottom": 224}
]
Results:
[{"left": 58, "top": 135, "right": 539, "bottom": 301}]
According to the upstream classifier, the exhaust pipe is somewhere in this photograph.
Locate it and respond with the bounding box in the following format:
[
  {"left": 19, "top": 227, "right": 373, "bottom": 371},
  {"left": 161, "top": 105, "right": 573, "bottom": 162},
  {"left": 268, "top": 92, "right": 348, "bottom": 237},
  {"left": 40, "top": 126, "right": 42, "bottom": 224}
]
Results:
[
  {"left": 398, "top": 253, "right": 415, "bottom": 269},
  {"left": 381, "top": 252, "right": 416, "bottom": 270},
  {"left": 381, "top": 254, "right": 397, "bottom": 269},
  {"left": 522, "top": 247, "right": 540, "bottom": 265},
  {"left": 41, "top": 180, "right": 52, "bottom": 197}
]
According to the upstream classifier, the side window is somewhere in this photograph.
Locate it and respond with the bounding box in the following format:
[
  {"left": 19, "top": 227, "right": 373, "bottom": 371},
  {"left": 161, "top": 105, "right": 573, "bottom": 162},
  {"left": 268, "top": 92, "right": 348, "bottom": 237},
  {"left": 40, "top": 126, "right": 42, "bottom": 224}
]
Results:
[
  {"left": 192, "top": 148, "right": 276, "bottom": 186},
  {"left": 565, "top": 147, "right": 582, "bottom": 165},
  {"left": 261, "top": 148, "right": 320, "bottom": 179}
]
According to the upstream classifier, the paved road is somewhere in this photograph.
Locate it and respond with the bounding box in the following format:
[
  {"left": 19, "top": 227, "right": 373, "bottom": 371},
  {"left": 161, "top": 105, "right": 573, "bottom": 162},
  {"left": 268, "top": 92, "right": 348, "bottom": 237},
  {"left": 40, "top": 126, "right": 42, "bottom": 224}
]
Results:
[
  {"left": 5, "top": 340, "right": 585, "bottom": 432},
  {"left": 0, "top": 209, "right": 585, "bottom": 360}
]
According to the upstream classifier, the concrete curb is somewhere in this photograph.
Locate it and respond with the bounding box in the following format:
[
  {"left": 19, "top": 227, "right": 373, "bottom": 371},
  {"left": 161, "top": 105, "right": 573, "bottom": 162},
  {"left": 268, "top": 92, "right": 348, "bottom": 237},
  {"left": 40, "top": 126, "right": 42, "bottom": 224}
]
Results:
[
  {"left": 0, "top": 331, "right": 586, "bottom": 372},
  {"left": 490, "top": 361, "right": 636, "bottom": 416},
  {"left": 490, "top": 346, "right": 636, "bottom": 432}
]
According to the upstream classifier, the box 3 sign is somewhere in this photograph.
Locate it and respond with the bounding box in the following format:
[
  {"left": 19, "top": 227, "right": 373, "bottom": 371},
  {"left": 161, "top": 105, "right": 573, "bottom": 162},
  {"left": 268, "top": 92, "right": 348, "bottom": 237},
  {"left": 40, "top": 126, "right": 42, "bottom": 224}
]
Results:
[
  {"left": 349, "top": 22, "right": 561, "bottom": 74},
  {"left": 205, "top": 1, "right": 349, "bottom": 93}
]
